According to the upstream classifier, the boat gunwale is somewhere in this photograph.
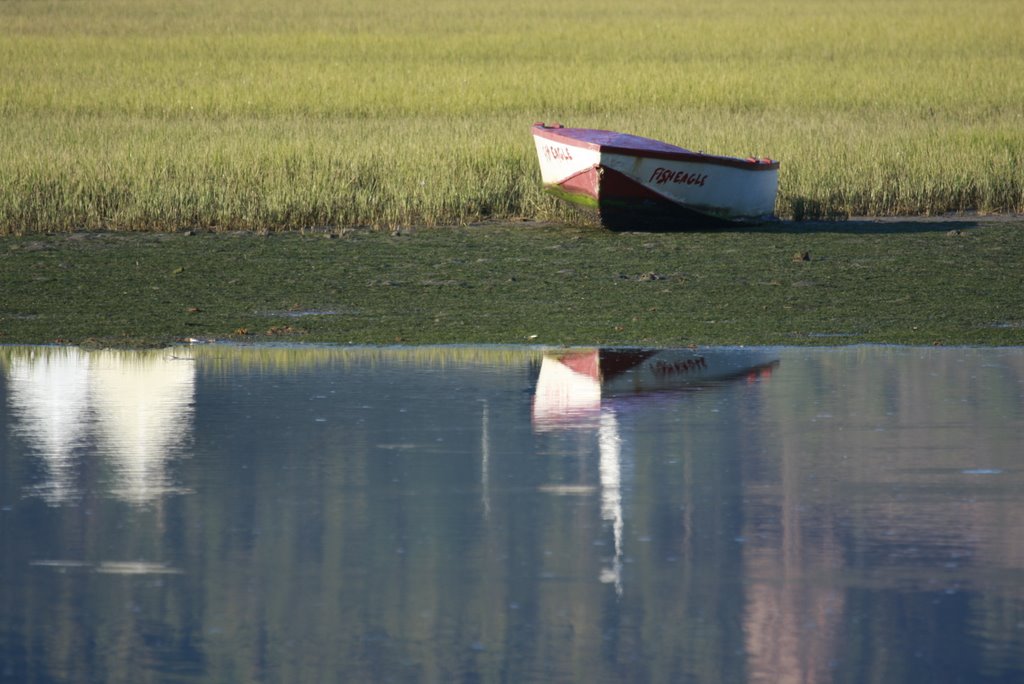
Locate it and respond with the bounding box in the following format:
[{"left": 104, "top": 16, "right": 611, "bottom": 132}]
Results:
[{"left": 532, "top": 124, "right": 780, "bottom": 172}]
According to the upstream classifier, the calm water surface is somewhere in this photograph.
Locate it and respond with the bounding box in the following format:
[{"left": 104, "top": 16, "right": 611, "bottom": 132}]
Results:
[{"left": 1, "top": 344, "right": 1023, "bottom": 683}]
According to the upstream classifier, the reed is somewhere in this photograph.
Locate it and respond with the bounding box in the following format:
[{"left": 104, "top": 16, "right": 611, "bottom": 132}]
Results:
[{"left": 2, "top": 0, "right": 1022, "bottom": 233}]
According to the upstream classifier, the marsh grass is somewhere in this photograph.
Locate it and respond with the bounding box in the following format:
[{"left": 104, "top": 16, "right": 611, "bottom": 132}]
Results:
[{"left": 2, "top": 0, "right": 1023, "bottom": 233}]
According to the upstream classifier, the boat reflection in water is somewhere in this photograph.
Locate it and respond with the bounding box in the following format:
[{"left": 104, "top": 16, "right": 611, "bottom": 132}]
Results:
[
  {"left": 532, "top": 347, "right": 778, "bottom": 594},
  {"left": 533, "top": 347, "right": 778, "bottom": 430},
  {"left": 3, "top": 347, "right": 195, "bottom": 506}
]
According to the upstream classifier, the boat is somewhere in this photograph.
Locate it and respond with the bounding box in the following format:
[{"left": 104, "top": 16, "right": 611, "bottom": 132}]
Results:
[
  {"left": 531, "top": 123, "right": 780, "bottom": 230},
  {"left": 532, "top": 347, "right": 778, "bottom": 430}
]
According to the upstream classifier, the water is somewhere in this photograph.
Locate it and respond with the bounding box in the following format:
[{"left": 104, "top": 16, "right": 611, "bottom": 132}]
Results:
[{"left": 1, "top": 344, "right": 1023, "bottom": 683}]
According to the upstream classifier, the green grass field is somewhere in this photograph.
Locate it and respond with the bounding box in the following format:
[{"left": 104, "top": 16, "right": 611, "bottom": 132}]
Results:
[{"left": 2, "top": 0, "right": 1023, "bottom": 233}]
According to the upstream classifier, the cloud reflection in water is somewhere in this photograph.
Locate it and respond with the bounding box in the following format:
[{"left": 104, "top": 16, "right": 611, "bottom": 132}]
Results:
[{"left": 3, "top": 347, "right": 195, "bottom": 506}]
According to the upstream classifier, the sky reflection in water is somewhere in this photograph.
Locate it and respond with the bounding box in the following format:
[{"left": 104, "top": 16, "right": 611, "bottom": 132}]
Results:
[{"left": 1, "top": 344, "right": 1023, "bottom": 683}]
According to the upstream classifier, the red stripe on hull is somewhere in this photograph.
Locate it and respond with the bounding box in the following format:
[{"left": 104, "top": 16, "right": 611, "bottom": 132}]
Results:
[
  {"left": 558, "top": 166, "right": 601, "bottom": 201},
  {"left": 550, "top": 166, "right": 731, "bottom": 231},
  {"left": 598, "top": 349, "right": 660, "bottom": 382},
  {"left": 557, "top": 350, "right": 600, "bottom": 380},
  {"left": 599, "top": 166, "right": 672, "bottom": 201}
]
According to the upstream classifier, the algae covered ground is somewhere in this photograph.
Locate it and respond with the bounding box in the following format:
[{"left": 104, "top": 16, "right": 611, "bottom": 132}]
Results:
[{"left": 2, "top": 220, "right": 1022, "bottom": 348}]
